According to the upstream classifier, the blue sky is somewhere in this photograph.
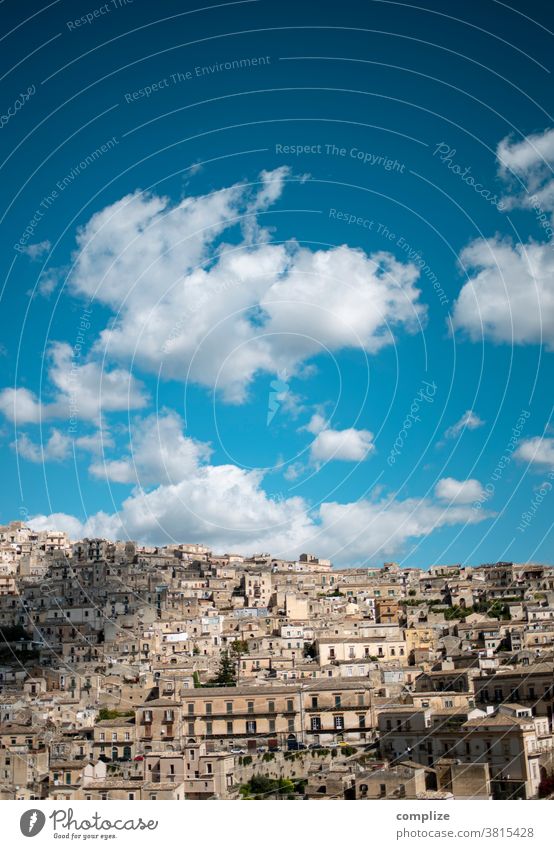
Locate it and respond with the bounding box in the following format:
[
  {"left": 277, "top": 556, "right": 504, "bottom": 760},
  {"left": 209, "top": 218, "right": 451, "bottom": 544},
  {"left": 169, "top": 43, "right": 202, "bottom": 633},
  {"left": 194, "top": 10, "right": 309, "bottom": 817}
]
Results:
[{"left": 0, "top": 0, "right": 553, "bottom": 567}]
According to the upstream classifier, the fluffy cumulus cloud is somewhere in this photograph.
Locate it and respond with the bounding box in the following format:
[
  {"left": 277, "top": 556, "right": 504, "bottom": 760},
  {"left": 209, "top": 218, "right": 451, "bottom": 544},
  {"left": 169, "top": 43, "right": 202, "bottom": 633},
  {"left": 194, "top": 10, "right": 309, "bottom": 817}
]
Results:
[
  {"left": 12, "top": 427, "right": 114, "bottom": 464},
  {"left": 59, "top": 168, "right": 425, "bottom": 402},
  {"left": 515, "top": 436, "right": 554, "bottom": 471},
  {"left": 310, "top": 426, "right": 375, "bottom": 463},
  {"left": 10, "top": 169, "right": 498, "bottom": 564},
  {"left": 453, "top": 238, "right": 554, "bottom": 348},
  {"left": 28, "top": 411, "right": 490, "bottom": 563},
  {"left": 435, "top": 477, "right": 485, "bottom": 504},
  {"left": 314, "top": 496, "right": 489, "bottom": 562},
  {"left": 0, "top": 342, "right": 148, "bottom": 424},
  {"left": 497, "top": 128, "right": 554, "bottom": 187},
  {"left": 88, "top": 410, "right": 211, "bottom": 485},
  {"left": 453, "top": 128, "right": 554, "bottom": 349},
  {"left": 300, "top": 413, "right": 375, "bottom": 463},
  {"left": 444, "top": 409, "right": 485, "bottom": 439},
  {"left": 15, "top": 429, "right": 71, "bottom": 463},
  {"left": 0, "top": 387, "right": 44, "bottom": 424},
  {"left": 29, "top": 484, "right": 489, "bottom": 564}
]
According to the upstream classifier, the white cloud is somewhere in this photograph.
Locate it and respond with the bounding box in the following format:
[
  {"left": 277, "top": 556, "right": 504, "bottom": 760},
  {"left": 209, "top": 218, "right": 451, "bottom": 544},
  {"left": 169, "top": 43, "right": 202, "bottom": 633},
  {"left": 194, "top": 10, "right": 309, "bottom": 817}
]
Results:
[
  {"left": 89, "top": 411, "right": 211, "bottom": 485},
  {"left": 13, "top": 427, "right": 114, "bottom": 464},
  {"left": 303, "top": 413, "right": 328, "bottom": 434},
  {"left": 497, "top": 129, "right": 554, "bottom": 183},
  {"left": 29, "top": 511, "right": 116, "bottom": 541},
  {"left": 315, "top": 496, "right": 489, "bottom": 562},
  {"left": 445, "top": 409, "right": 485, "bottom": 439},
  {"left": 20, "top": 240, "right": 51, "bottom": 260},
  {"left": 435, "top": 477, "right": 485, "bottom": 504},
  {"left": 0, "top": 343, "right": 148, "bottom": 424},
  {"left": 28, "top": 409, "right": 490, "bottom": 564},
  {"left": 29, "top": 486, "right": 489, "bottom": 565},
  {"left": 51, "top": 170, "right": 425, "bottom": 402},
  {"left": 73, "top": 429, "right": 114, "bottom": 455},
  {"left": 15, "top": 429, "right": 71, "bottom": 463},
  {"left": 453, "top": 237, "right": 554, "bottom": 349},
  {"left": 515, "top": 436, "right": 554, "bottom": 470},
  {"left": 301, "top": 413, "right": 375, "bottom": 463},
  {"left": 0, "top": 387, "right": 44, "bottom": 424},
  {"left": 310, "top": 426, "right": 375, "bottom": 463},
  {"left": 453, "top": 128, "right": 554, "bottom": 349}
]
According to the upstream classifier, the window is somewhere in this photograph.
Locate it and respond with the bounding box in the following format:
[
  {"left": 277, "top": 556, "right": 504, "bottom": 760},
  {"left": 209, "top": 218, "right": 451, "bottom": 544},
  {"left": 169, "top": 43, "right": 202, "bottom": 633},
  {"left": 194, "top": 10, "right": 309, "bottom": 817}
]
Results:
[
  {"left": 334, "top": 715, "right": 344, "bottom": 731},
  {"left": 247, "top": 701, "right": 254, "bottom": 713},
  {"left": 206, "top": 721, "right": 213, "bottom": 735},
  {"left": 226, "top": 701, "right": 233, "bottom": 714},
  {"left": 112, "top": 733, "right": 117, "bottom": 741},
  {"left": 187, "top": 703, "right": 194, "bottom": 715},
  {"left": 358, "top": 714, "right": 366, "bottom": 728},
  {"left": 268, "top": 700, "right": 275, "bottom": 713},
  {"left": 287, "top": 699, "right": 294, "bottom": 712},
  {"left": 311, "top": 716, "right": 321, "bottom": 731},
  {"left": 269, "top": 719, "right": 276, "bottom": 733},
  {"left": 226, "top": 721, "right": 233, "bottom": 735},
  {"left": 124, "top": 732, "right": 130, "bottom": 741},
  {"left": 128, "top": 793, "right": 135, "bottom": 800},
  {"left": 288, "top": 719, "right": 295, "bottom": 732},
  {"left": 334, "top": 695, "right": 341, "bottom": 708},
  {"left": 187, "top": 722, "right": 195, "bottom": 736},
  {"left": 205, "top": 703, "right": 212, "bottom": 715},
  {"left": 246, "top": 720, "right": 257, "bottom": 734}
]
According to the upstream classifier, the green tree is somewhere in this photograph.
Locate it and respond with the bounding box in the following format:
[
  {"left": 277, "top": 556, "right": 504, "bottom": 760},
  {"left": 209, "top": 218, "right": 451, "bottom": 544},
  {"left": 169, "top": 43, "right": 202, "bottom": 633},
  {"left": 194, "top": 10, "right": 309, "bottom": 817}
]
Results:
[
  {"left": 207, "top": 649, "right": 237, "bottom": 687},
  {"left": 231, "top": 639, "right": 249, "bottom": 656}
]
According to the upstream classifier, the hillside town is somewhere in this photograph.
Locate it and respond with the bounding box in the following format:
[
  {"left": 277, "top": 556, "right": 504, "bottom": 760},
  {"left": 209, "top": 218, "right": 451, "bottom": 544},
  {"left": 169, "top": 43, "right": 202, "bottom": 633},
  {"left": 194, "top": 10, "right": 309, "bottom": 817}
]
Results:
[{"left": 0, "top": 519, "right": 553, "bottom": 801}]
